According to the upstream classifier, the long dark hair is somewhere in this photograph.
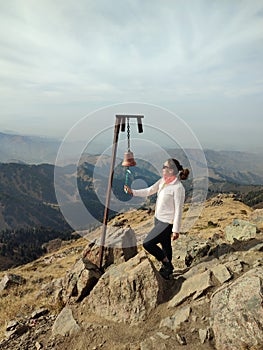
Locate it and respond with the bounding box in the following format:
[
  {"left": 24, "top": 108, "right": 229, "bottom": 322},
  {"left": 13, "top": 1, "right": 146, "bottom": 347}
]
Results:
[{"left": 167, "top": 158, "right": 189, "bottom": 180}]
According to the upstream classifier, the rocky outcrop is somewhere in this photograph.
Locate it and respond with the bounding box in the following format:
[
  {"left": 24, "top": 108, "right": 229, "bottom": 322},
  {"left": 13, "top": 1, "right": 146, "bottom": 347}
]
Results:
[
  {"left": 59, "top": 227, "right": 138, "bottom": 305},
  {"left": 225, "top": 219, "right": 258, "bottom": 242},
  {"left": 210, "top": 267, "right": 263, "bottom": 350},
  {"left": 0, "top": 209, "right": 263, "bottom": 350},
  {"left": 83, "top": 251, "right": 165, "bottom": 324},
  {"left": 60, "top": 258, "right": 102, "bottom": 304},
  {"left": 82, "top": 226, "right": 138, "bottom": 269},
  {"left": 168, "top": 270, "right": 213, "bottom": 307}
]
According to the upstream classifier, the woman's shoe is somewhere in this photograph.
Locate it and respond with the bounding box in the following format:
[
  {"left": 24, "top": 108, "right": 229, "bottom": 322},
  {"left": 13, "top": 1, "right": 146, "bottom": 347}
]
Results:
[{"left": 159, "top": 261, "right": 174, "bottom": 279}]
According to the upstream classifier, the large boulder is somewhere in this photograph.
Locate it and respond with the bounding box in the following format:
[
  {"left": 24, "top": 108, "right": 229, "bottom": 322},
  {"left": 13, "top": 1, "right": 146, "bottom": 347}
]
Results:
[
  {"left": 210, "top": 267, "right": 263, "bottom": 350},
  {"left": 168, "top": 270, "right": 214, "bottom": 308},
  {"left": 83, "top": 226, "right": 138, "bottom": 269},
  {"left": 61, "top": 258, "right": 102, "bottom": 304},
  {"left": 225, "top": 219, "right": 258, "bottom": 243},
  {"left": 250, "top": 208, "right": 263, "bottom": 231},
  {"left": 83, "top": 251, "right": 165, "bottom": 324}
]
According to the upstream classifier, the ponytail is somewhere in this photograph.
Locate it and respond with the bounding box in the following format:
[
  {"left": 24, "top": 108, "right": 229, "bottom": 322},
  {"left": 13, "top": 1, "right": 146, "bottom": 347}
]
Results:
[
  {"left": 179, "top": 168, "right": 189, "bottom": 180},
  {"left": 167, "top": 158, "right": 190, "bottom": 180}
]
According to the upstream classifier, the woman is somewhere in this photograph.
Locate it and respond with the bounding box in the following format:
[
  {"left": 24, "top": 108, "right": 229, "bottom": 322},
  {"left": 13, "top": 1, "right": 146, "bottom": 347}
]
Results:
[{"left": 124, "top": 158, "right": 189, "bottom": 279}]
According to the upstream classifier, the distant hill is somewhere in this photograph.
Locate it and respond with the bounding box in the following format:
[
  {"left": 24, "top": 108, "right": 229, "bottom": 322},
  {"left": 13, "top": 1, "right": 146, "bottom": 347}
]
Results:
[
  {"left": 0, "top": 163, "right": 68, "bottom": 231},
  {"left": 205, "top": 149, "right": 263, "bottom": 185},
  {"left": 0, "top": 227, "right": 73, "bottom": 270},
  {"left": 0, "top": 160, "right": 158, "bottom": 232},
  {"left": 0, "top": 132, "right": 60, "bottom": 163},
  {"left": 0, "top": 160, "right": 157, "bottom": 269},
  {"left": 1, "top": 132, "right": 263, "bottom": 185},
  {"left": 163, "top": 149, "right": 263, "bottom": 186}
]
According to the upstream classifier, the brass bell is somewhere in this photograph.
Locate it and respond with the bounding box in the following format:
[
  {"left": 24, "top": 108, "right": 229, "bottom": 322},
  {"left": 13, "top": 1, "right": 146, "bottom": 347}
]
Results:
[{"left": 122, "top": 151, "right": 136, "bottom": 167}]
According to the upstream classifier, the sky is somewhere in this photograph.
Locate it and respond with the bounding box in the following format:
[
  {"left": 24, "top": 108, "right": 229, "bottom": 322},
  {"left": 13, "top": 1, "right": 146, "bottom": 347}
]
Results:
[{"left": 0, "top": 0, "right": 263, "bottom": 153}]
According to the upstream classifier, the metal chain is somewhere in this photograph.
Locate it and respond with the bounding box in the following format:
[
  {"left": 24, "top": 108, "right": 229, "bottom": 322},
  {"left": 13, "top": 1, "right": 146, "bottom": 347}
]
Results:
[{"left": 127, "top": 117, "right": 130, "bottom": 151}]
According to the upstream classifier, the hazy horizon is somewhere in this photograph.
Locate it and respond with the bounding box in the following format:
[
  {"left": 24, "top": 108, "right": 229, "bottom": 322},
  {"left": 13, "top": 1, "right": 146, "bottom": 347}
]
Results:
[{"left": 1, "top": 128, "right": 263, "bottom": 157}]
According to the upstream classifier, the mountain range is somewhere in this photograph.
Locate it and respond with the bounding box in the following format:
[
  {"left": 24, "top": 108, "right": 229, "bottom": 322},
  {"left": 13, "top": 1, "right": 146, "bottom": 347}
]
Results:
[
  {"left": 0, "top": 156, "right": 262, "bottom": 228},
  {"left": 0, "top": 131, "right": 263, "bottom": 269},
  {"left": 1, "top": 130, "right": 263, "bottom": 186},
  {"left": 0, "top": 132, "right": 60, "bottom": 164}
]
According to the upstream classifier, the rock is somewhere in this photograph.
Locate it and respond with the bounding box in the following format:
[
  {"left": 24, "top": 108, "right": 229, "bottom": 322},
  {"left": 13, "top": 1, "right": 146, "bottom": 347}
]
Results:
[
  {"left": 31, "top": 308, "right": 49, "bottom": 319},
  {"left": 140, "top": 336, "right": 168, "bottom": 350},
  {"left": 84, "top": 251, "right": 165, "bottom": 324},
  {"left": 253, "top": 259, "right": 263, "bottom": 267},
  {"left": 192, "top": 315, "right": 198, "bottom": 322},
  {"left": 35, "top": 342, "right": 42, "bottom": 350},
  {"left": 82, "top": 226, "right": 138, "bottom": 269},
  {"left": 249, "top": 242, "right": 263, "bottom": 252},
  {"left": 42, "top": 238, "right": 62, "bottom": 253},
  {"left": 225, "top": 219, "right": 257, "bottom": 243},
  {"left": 210, "top": 267, "right": 263, "bottom": 349},
  {"left": 211, "top": 264, "right": 232, "bottom": 284},
  {"left": 168, "top": 270, "right": 214, "bottom": 308},
  {"left": 160, "top": 306, "right": 191, "bottom": 331},
  {"left": 199, "top": 327, "right": 212, "bottom": 343},
  {"left": 52, "top": 306, "right": 80, "bottom": 337},
  {"left": 38, "top": 277, "right": 63, "bottom": 301},
  {"left": 183, "top": 259, "right": 219, "bottom": 279},
  {"left": 225, "top": 259, "right": 244, "bottom": 274},
  {"left": 208, "top": 243, "right": 235, "bottom": 259},
  {"left": 61, "top": 258, "right": 102, "bottom": 304},
  {"left": 6, "top": 320, "right": 19, "bottom": 331},
  {"left": 176, "top": 333, "right": 187, "bottom": 345},
  {"left": 5, "top": 324, "right": 29, "bottom": 339},
  {"left": 185, "top": 242, "right": 211, "bottom": 267},
  {"left": 249, "top": 209, "right": 263, "bottom": 230},
  {"left": 112, "top": 218, "right": 128, "bottom": 227},
  {"left": 210, "top": 198, "right": 223, "bottom": 206},
  {"left": 156, "top": 332, "right": 170, "bottom": 340},
  {"left": 0, "top": 273, "right": 26, "bottom": 291}
]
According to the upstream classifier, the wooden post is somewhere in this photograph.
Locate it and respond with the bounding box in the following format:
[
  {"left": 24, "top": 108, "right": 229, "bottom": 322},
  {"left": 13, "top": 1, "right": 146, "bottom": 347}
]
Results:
[
  {"left": 98, "top": 116, "right": 121, "bottom": 269},
  {"left": 98, "top": 115, "right": 144, "bottom": 270}
]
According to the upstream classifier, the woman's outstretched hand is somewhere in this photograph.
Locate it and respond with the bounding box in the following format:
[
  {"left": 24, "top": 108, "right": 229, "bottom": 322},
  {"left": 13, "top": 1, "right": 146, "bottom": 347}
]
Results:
[{"left": 124, "top": 185, "right": 133, "bottom": 195}]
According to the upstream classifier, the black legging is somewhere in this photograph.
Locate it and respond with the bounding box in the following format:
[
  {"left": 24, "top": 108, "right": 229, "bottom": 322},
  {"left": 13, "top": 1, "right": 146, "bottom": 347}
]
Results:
[{"left": 143, "top": 217, "right": 173, "bottom": 262}]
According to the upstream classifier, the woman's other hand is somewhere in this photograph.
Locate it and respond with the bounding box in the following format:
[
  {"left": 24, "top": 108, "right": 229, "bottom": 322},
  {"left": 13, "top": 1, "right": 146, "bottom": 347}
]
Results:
[{"left": 172, "top": 232, "right": 179, "bottom": 241}]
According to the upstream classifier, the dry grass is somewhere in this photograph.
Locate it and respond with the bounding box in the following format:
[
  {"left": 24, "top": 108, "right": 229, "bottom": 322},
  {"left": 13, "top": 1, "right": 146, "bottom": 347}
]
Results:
[
  {"left": 0, "top": 238, "right": 87, "bottom": 339},
  {"left": 111, "top": 196, "right": 253, "bottom": 240},
  {"left": 177, "top": 195, "right": 252, "bottom": 239}
]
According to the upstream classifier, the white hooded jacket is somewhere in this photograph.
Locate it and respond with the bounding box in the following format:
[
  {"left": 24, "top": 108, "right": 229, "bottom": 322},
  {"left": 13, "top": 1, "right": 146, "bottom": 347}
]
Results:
[{"left": 132, "top": 177, "right": 185, "bottom": 233}]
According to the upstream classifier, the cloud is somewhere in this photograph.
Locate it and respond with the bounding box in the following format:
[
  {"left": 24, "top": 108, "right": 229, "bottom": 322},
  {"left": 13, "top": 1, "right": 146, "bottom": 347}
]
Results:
[{"left": 0, "top": 0, "right": 262, "bottom": 145}]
